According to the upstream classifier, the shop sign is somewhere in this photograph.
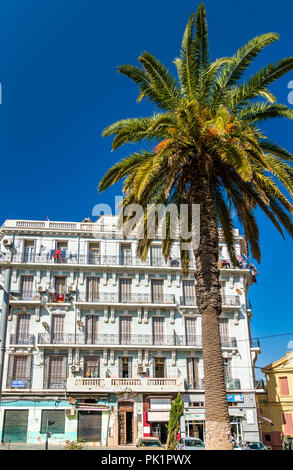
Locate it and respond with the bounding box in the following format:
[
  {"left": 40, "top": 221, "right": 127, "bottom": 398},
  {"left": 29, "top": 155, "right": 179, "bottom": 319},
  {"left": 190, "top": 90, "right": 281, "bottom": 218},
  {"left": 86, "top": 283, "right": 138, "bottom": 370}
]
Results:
[
  {"left": 226, "top": 394, "right": 244, "bottom": 402},
  {"left": 11, "top": 380, "right": 25, "bottom": 388}
]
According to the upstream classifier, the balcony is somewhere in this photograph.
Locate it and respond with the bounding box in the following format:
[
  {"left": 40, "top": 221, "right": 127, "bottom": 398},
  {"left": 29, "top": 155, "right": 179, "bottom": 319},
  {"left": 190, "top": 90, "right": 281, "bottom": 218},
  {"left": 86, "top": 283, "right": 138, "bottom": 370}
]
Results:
[
  {"left": 1, "top": 251, "right": 186, "bottom": 269},
  {"left": 67, "top": 377, "right": 184, "bottom": 393},
  {"left": 76, "top": 292, "right": 175, "bottom": 305},
  {"left": 6, "top": 378, "right": 32, "bottom": 389},
  {"left": 10, "top": 334, "right": 35, "bottom": 346},
  {"left": 221, "top": 295, "right": 240, "bottom": 307},
  {"left": 185, "top": 378, "right": 241, "bottom": 391},
  {"left": 179, "top": 295, "right": 240, "bottom": 307},
  {"left": 37, "top": 333, "right": 236, "bottom": 349},
  {"left": 9, "top": 291, "right": 41, "bottom": 302}
]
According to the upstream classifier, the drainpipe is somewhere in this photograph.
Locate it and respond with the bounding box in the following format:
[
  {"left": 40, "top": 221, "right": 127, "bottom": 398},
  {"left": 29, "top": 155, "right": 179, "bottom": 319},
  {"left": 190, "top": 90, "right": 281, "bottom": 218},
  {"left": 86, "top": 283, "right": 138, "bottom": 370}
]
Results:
[{"left": 0, "top": 267, "right": 12, "bottom": 402}]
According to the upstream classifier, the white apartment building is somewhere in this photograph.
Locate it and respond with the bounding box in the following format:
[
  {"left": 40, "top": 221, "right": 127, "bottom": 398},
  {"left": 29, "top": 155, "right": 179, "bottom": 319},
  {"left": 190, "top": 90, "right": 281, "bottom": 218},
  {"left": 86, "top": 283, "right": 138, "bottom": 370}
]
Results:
[{"left": 0, "top": 216, "right": 261, "bottom": 446}]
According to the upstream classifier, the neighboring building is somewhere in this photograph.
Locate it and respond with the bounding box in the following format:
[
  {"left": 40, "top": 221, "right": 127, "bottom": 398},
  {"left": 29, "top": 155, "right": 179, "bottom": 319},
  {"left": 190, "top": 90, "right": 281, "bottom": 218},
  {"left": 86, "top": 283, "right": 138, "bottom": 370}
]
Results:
[
  {"left": 0, "top": 216, "right": 261, "bottom": 446},
  {"left": 257, "top": 351, "right": 293, "bottom": 450}
]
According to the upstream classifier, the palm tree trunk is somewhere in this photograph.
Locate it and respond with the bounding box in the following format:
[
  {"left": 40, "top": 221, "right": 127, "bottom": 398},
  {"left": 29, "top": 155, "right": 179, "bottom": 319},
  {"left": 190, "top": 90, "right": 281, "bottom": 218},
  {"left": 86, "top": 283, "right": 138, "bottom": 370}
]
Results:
[{"left": 190, "top": 176, "right": 232, "bottom": 450}]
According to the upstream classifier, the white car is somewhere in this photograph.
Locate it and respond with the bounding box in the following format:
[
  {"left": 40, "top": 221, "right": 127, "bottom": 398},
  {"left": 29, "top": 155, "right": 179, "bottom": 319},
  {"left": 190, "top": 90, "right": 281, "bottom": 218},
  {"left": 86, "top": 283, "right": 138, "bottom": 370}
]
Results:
[{"left": 176, "top": 438, "right": 205, "bottom": 450}]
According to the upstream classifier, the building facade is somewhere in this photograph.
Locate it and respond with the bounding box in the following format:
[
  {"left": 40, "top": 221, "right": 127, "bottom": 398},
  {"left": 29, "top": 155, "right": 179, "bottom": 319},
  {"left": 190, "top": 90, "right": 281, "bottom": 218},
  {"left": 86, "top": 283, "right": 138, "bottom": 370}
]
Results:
[
  {"left": 257, "top": 351, "right": 293, "bottom": 450},
  {"left": 0, "top": 216, "right": 261, "bottom": 446}
]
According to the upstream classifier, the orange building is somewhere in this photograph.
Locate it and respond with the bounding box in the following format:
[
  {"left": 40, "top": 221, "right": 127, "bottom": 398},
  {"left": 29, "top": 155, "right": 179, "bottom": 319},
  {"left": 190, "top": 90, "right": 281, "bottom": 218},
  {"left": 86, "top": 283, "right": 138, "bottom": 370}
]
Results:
[{"left": 257, "top": 351, "right": 293, "bottom": 450}]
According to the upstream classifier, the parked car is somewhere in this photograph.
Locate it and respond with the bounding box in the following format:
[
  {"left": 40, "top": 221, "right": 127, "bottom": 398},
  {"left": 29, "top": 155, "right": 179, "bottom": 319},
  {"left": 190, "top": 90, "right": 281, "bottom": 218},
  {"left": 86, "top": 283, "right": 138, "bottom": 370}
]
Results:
[
  {"left": 246, "top": 441, "right": 268, "bottom": 450},
  {"left": 176, "top": 438, "right": 205, "bottom": 450},
  {"left": 136, "top": 437, "right": 164, "bottom": 448}
]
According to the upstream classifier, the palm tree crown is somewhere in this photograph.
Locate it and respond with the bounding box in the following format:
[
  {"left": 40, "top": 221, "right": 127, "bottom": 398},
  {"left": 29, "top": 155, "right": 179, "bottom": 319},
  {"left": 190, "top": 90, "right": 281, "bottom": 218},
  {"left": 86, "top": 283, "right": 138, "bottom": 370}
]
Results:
[{"left": 99, "top": 3, "right": 293, "bottom": 266}]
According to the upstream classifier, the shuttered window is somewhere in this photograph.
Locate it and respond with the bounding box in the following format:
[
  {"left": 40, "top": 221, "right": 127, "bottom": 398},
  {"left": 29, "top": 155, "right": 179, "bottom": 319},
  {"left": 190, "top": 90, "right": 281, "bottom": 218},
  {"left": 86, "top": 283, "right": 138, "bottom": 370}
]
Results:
[
  {"left": 16, "top": 314, "right": 30, "bottom": 344},
  {"left": 151, "top": 279, "right": 164, "bottom": 303},
  {"left": 120, "top": 244, "right": 132, "bottom": 265},
  {"left": 219, "top": 318, "right": 229, "bottom": 340},
  {"left": 7, "top": 355, "right": 32, "bottom": 388},
  {"left": 85, "top": 315, "right": 99, "bottom": 344},
  {"left": 119, "top": 316, "right": 132, "bottom": 345},
  {"left": 185, "top": 317, "right": 197, "bottom": 345},
  {"left": 86, "top": 277, "right": 100, "bottom": 302},
  {"left": 21, "top": 275, "right": 34, "bottom": 300},
  {"left": 45, "top": 355, "right": 67, "bottom": 389},
  {"left": 187, "top": 357, "right": 199, "bottom": 388},
  {"left": 83, "top": 356, "right": 100, "bottom": 378},
  {"left": 279, "top": 377, "right": 289, "bottom": 396},
  {"left": 119, "top": 278, "right": 132, "bottom": 302},
  {"left": 183, "top": 280, "right": 195, "bottom": 304},
  {"left": 150, "top": 245, "right": 162, "bottom": 266},
  {"left": 41, "top": 410, "right": 65, "bottom": 434},
  {"left": 51, "top": 315, "right": 64, "bottom": 344},
  {"left": 154, "top": 357, "right": 165, "bottom": 378},
  {"left": 152, "top": 317, "right": 165, "bottom": 345},
  {"left": 283, "top": 413, "right": 293, "bottom": 435}
]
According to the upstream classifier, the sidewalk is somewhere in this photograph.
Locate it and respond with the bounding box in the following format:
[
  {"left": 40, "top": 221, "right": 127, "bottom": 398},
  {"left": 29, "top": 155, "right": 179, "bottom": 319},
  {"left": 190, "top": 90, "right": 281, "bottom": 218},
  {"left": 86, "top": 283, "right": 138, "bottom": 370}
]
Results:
[{"left": 1, "top": 443, "right": 137, "bottom": 451}]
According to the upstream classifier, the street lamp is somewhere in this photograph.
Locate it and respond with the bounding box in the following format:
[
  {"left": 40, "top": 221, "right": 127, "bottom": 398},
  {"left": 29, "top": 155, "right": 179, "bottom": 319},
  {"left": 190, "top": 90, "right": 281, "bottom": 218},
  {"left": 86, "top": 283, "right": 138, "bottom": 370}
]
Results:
[{"left": 45, "top": 419, "right": 55, "bottom": 450}]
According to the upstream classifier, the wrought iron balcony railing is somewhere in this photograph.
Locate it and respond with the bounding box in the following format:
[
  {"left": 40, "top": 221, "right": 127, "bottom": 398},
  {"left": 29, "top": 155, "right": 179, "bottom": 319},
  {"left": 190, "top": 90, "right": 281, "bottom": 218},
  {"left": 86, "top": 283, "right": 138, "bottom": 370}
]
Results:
[
  {"left": 43, "top": 378, "right": 67, "bottom": 389},
  {"left": 76, "top": 292, "right": 176, "bottom": 304},
  {"left": 185, "top": 378, "right": 241, "bottom": 391},
  {"left": 10, "top": 334, "right": 35, "bottom": 345},
  {"left": 180, "top": 295, "right": 240, "bottom": 307},
  {"left": 37, "top": 333, "right": 236, "bottom": 348},
  {"left": 9, "top": 291, "right": 41, "bottom": 301}
]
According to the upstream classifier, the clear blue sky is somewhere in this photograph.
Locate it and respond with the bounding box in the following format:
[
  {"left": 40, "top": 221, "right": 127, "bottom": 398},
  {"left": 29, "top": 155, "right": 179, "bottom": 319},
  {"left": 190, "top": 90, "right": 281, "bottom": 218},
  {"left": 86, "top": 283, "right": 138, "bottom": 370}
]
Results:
[{"left": 0, "top": 0, "right": 292, "bottom": 376}]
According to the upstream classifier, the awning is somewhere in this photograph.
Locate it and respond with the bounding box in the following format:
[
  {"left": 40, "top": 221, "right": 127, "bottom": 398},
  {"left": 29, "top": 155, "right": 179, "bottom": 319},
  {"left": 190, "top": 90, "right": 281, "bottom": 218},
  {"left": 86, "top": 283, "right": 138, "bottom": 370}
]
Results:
[{"left": 147, "top": 411, "right": 170, "bottom": 422}]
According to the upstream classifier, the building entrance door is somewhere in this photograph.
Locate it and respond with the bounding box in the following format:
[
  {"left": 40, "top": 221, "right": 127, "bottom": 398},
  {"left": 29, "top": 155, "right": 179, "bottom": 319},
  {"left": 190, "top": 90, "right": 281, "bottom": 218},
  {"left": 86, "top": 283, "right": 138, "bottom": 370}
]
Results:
[{"left": 118, "top": 402, "right": 133, "bottom": 445}]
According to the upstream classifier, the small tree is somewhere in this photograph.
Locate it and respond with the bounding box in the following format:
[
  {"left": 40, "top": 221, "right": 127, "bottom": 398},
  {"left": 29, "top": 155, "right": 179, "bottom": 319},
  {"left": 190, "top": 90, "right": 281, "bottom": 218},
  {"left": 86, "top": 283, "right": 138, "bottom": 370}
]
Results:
[{"left": 165, "top": 393, "right": 184, "bottom": 450}]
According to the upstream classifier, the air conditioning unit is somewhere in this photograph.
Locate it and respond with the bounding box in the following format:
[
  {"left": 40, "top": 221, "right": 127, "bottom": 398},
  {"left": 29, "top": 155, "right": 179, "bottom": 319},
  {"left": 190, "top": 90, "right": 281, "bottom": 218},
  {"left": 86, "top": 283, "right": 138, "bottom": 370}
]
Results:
[
  {"left": 71, "top": 365, "right": 80, "bottom": 372},
  {"left": 38, "top": 284, "right": 47, "bottom": 292},
  {"left": 65, "top": 408, "right": 76, "bottom": 416},
  {"left": 170, "top": 258, "right": 180, "bottom": 267},
  {"left": 68, "top": 285, "right": 76, "bottom": 293},
  {"left": 138, "top": 366, "right": 147, "bottom": 374}
]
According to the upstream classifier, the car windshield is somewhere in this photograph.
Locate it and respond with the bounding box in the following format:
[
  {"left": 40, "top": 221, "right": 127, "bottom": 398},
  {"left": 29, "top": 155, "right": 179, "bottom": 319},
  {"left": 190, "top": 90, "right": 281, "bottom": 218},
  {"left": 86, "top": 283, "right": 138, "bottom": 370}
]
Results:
[
  {"left": 184, "top": 439, "right": 204, "bottom": 447},
  {"left": 249, "top": 442, "right": 264, "bottom": 449},
  {"left": 140, "top": 440, "right": 161, "bottom": 447}
]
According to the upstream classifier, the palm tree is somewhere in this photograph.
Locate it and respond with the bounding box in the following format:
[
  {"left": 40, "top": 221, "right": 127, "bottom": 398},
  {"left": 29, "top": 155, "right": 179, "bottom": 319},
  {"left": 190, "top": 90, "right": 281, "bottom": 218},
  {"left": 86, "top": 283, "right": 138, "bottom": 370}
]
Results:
[{"left": 99, "top": 3, "right": 293, "bottom": 449}]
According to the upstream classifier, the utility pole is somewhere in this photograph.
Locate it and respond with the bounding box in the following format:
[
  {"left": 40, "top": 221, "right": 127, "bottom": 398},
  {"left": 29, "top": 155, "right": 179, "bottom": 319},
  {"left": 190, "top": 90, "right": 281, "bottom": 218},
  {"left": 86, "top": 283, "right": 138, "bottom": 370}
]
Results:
[{"left": 0, "top": 267, "right": 12, "bottom": 402}]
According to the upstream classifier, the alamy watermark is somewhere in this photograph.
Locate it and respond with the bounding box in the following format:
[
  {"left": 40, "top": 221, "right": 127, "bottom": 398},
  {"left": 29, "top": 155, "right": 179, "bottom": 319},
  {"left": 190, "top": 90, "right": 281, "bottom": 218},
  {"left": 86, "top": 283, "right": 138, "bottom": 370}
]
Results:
[{"left": 91, "top": 196, "right": 200, "bottom": 250}]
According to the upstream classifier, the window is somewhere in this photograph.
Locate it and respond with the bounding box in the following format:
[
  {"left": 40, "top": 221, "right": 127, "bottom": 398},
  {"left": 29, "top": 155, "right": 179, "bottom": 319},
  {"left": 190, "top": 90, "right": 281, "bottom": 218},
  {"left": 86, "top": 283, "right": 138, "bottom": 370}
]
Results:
[
  {"left": 151, "top": 279, "right": 164, "bottom": 303},
  {"left": 152, "top": 317, "right": 165, "bottom": 345},
  {"left": 54, "top": 242, "right": 68, "bottom": 264},
  {"left": 119, "top": 278, "right": 132, "bottom": 302},
  {"left": 223, "top": 358, "right": 232, "bottom": 379},
  {"left": 150, "top": 245, "right": 162, "bottom": 266},
  {"left": 16, "top": 314, "right": 31, "bottom": 344},
  {"left": 185, "top": 317, "right": 197, "bottom": 345},
  {"left": 154, "top": 357, "right": 165, "bottom": 378},
  {"left": 51, "top": 315, "right": 65, "bottom": 344},
  {"left": 182, "top": 280, "right": 196, "bottom": 306},
  {"left": 54, "top": 276, "right": 66, "bottom": 301},
  {"left": 279, "top": 376, "right": 289, "bottom": 396},
  {"left": 7, "top": 355, "right": 32, "bottom": 388},
  {"left": 264, "top": 434, "right": 271, "bottom": 442},
  {"left": 23, "top": 240, "right": 35, "bottom": 262},
  {"left": 86, "top": 277, "right": 100, "bottom": 302},
  {"left": 283, "top": 413, "right": 293, "bottom": 435},
  {"left": 219, "top": 318, "right": 229, "bottom": 341},
  {"left": 119, "top": 316, "right": 132, "bottom": 345},
  {"left": 119, "top": 357, "right": 133, "bottom": 378},
  {"left": 21, "top": 275, "right": 34, "bottom": 300},
  {"left": 120, "top": 244, "right": 132, "bottom": 265},
  {"left": 88, "top": 242, "right": 100, "bottom": 264},
  {"left": 187, "top": 357, "right": 199, "bottom": 389},
  {"left": 41, "top": 410, "right": 65, "bottom": 434},
  {"left": 85, "top": 315, "right": 99, "bottom": 344},
  {"left": 44, "top": 355, "right": 67, "bottom": 389},
  {"left": 83, "top": 356, "right": 100, "bottom": 378}
]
